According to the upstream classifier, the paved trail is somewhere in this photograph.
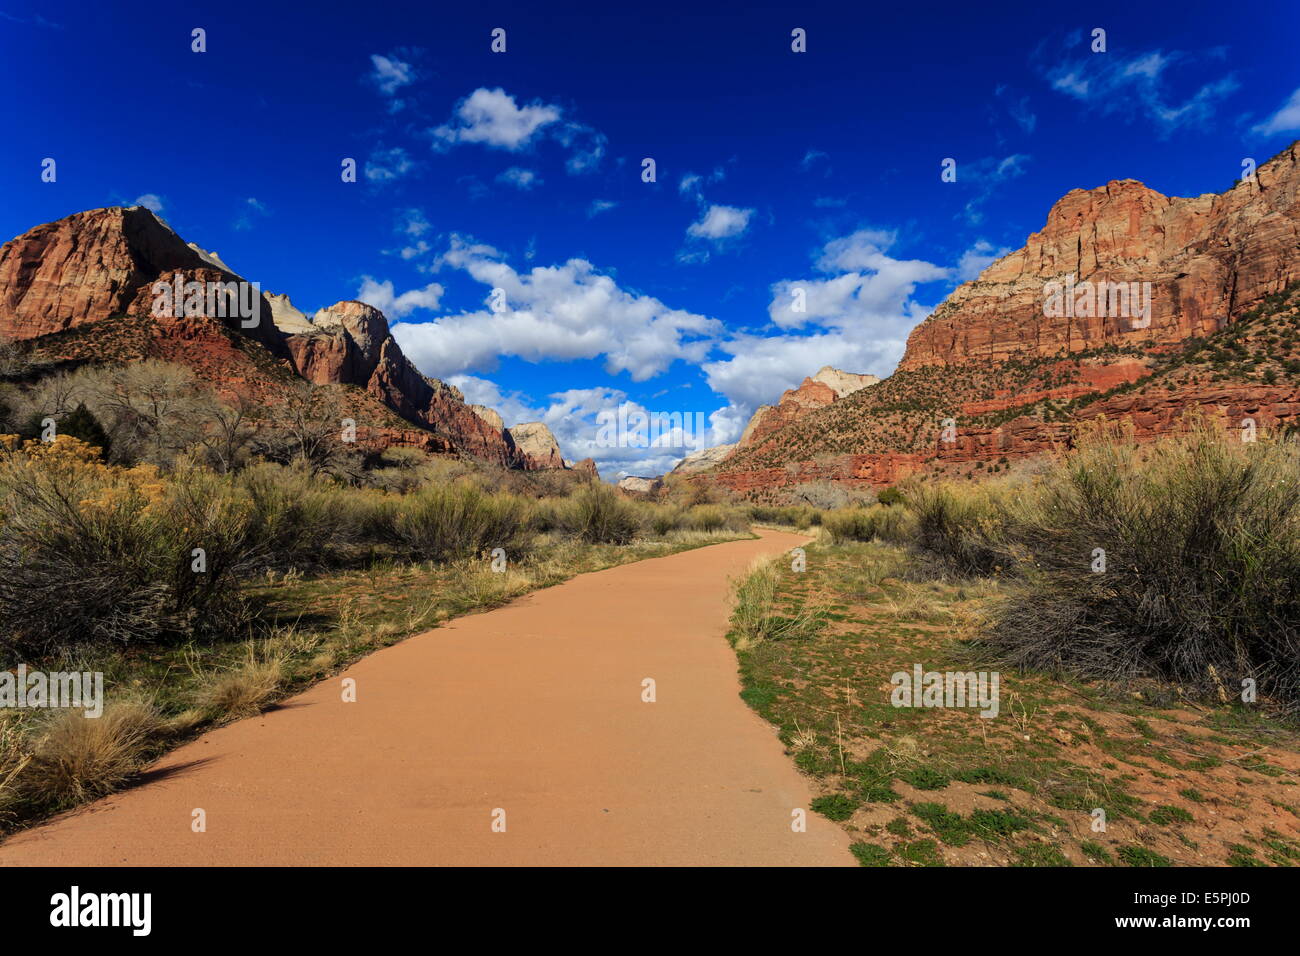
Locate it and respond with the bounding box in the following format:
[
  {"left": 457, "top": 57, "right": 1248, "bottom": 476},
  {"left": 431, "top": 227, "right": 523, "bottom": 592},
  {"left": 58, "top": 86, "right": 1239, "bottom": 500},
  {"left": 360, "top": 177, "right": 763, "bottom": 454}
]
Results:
[{"left": 0, "top": 530, "right": 852, "bottom": 867}]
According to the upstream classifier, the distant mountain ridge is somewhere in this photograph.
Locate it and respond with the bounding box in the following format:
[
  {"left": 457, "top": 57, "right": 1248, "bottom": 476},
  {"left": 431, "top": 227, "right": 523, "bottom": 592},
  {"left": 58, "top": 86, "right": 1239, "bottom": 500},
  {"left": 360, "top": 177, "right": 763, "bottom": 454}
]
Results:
[
  {"left": 0, "top": 206, "right": 570, "bottom": 470},
  {"left": 708, "top": 142, "right": 1300, "bottom": 496}
]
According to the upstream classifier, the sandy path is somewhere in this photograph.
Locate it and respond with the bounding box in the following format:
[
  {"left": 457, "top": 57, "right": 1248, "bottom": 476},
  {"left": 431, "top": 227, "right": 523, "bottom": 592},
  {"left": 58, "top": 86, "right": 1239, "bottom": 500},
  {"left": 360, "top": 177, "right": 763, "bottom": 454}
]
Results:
[{"left": 1, "top": 530, "right": 853, "bottom": 867}]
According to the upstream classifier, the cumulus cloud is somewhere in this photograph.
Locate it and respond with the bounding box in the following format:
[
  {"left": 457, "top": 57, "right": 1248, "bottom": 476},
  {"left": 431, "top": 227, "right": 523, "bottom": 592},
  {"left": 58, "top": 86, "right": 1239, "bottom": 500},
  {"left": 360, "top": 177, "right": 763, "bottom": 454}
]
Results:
[
  {"left": 700, "top": 228, "right": 951, "bottom": 412},
  {"left": 390, "top": 237, "right": 723, "bottom": 382},
  {"left": 432, "top": 88, "right": 561, "bottom": 150},
  {"left": 587, "top": 199, "right": 618, "bottom": 217},
  {"left": 687, "top": 204, "right": 754, "bottom": 241},
  {"left": 427, "top": 87, "right": 605, "bottom": 174},
  {"left": 497, "top": 166, "right": 541, "bottom": 190},
  {"left": 768, "top": 229, "right": 947, "bottom": 331},
  {"left": 1253, "top": 87, "right": 1300, "bottom": 135},
  {"left": 368, "top": 53, "right": 415, "bottom": 96},
  {"left": 365, "top": 146, "right": 415, "bottom": 182},
  {"left": 132, "top": 193, "right": 164, "bottom": 213},
  {"left": 356, "top": 277, "right": 445, "bottom": 318},
  {"left": 445, "top": 375, "right": 731, "bottom": 479},
  {"left": 703, "top": 331, "right": 901, "bottom": 411},
  {"left": 447, "top": 374, "right": 544, "bottom": 427}
]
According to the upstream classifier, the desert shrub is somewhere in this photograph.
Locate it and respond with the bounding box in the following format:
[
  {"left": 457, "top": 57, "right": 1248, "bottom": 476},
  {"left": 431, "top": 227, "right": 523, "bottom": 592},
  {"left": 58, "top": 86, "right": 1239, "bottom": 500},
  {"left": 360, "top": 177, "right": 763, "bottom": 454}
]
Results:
[
  {"left": 239, "top": 462, "right": 356, "bottom": 567},
  {"left": 683, "top": 504, "right": 747, "bottom": 533},
  {"left": 907, "top": 482, "right": 1009, "bottom": 575},
  {"left": 685, "top": 504, "right": 728, "bottom": 532},
  {"left": 877, "top": 486, "right": 905, "bottom": 507},
  {"left": 984, "top": 421, "right": 1300, "bottom": 710},
  {"left": 749, "top": 503, "right": 818, "bottom": 530},
  {"left": 646, "top": 504, "right": 686, "bottom": 536},
  {"left": 0, "top": 437, "right": 259, "bottom": 653},
  {"left": 555, "top": 483, "right": 643, "bottom": 544},
  {"left": 823, "top": 507, "right": 875, "bottom": 543},
  {"left": 388, "top": 481, "right": 534, "bottom": 561},
  {"left": 824, "top": 504, "right": 916, "bottom": 545}
]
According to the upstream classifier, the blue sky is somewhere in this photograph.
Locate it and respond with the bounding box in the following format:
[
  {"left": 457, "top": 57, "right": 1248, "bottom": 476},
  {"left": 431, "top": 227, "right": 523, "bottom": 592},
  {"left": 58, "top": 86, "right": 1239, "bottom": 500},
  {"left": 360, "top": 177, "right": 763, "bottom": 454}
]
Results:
[{"left": 3, "top": 0, "right": 1299, "bottom": 476}]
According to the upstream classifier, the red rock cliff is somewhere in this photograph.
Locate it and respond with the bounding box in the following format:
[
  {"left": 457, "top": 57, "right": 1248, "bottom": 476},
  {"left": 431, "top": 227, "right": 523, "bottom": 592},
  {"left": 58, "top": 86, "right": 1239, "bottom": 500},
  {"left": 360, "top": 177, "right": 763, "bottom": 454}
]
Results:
[{"left": 901, "top": 142, "right": 1300, "bottom": 368}]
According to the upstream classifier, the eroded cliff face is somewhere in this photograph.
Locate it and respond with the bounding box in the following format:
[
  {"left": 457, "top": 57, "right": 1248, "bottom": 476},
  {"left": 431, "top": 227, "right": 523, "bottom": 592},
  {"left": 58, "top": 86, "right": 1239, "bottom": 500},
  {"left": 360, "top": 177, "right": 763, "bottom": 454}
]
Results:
[
  {"left": 0, "top": 208, "right": 537, "bottom": 467},
  {"left": 505, "top": 422, "right": 566, "bottom": 469},
  {"left": 0, "top": 207, "right": 217, "bottom": 340},
  {"left": 901, "top": 143, "right": 1300, "bottom": 369}
]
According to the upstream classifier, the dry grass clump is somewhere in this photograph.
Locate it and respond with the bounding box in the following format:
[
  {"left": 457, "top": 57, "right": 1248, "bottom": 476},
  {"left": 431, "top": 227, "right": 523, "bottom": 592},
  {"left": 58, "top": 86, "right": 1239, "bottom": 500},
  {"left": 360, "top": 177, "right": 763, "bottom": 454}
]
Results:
[
  {"left": 192, "top": 644, "right": 286, "bottom": 719},
  {"left": 729, "top": 556, "right": 827, "bottom": 651},
  {"left": 8, "top": 700, "right": 163, "bottom": 813}
]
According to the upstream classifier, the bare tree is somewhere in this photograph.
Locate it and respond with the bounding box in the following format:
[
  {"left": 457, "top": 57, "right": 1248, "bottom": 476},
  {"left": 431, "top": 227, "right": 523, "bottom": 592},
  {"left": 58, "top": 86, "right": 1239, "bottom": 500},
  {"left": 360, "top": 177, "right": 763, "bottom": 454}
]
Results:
[
  {"left": 200, "top": 389, "right": 259, "bottom": 473},
  {"left": 255, "top": 382, "right": 365, "bottom": 479}
]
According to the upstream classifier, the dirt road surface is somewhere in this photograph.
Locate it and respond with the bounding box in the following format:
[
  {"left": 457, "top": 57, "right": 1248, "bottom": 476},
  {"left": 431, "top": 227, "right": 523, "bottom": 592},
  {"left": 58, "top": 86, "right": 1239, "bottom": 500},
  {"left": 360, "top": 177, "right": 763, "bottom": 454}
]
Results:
[{"left": 0, "top": 530, "right": 853, "bottom": 866}]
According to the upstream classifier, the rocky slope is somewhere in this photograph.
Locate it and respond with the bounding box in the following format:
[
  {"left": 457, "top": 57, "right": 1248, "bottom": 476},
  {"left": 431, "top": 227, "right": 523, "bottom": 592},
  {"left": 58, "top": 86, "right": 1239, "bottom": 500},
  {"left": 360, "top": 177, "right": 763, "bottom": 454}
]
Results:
[
  {"left": 709, "top": 142, "right": 1300, "bottom": 496},
  {"left": 0, "top": 206, "right": 576, "bottom": 470},
  {"left": 671, "top": 365, "right": 877, "bottom": 476},
  {"left": 737, "top": 366, "right": 879, "bottom": 450}
]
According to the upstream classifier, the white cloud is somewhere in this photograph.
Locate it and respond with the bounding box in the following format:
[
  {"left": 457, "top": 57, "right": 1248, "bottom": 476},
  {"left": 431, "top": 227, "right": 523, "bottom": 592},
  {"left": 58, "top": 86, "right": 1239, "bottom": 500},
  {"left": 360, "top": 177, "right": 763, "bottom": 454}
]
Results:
[
  {"left": 703, "top": 332, "right": 902, "bottom": 411},
  {"left": 1254, "top": 87, "right": 1300, "bottom": 135},
  {"left": 132, "top": 193, "right": 164, "bottom": 213},
  {"left": 587, "top": 199, "right": 618, "bottom": 217},
  {"left": 768, "top": 229, "right": 948, "bottom": 331},
  {"left": 955, "top": 240, "right": 1010, "bottom": 281},
  {"left": 497, "top": 166, "right": 541, "bottom": 190},
  {"left": 432, "top": 88, "right": 561, "bottom": 150},
  {"left": 445, "top": 375, "right": 732, "bottom": 479},
  {"left": 699, "top": 228, "right": 952, "bottom": 412},
  {"left": 365, "top": 146, "right": 415, "bottom": 182},
  {"left": 1041, "top": 45, "right": 1238, "bottom": 137},
  {"left": 399, "top": 208, "right": 430, "bottom": 237},
  {"left": 368, "top": 53, "right": 415, "bottom": 96},
  {"left": 356, "top": 277, "right": 445, "bottom": 318},
  {"left": 447, "top": 374, "right": 543, "bottom": 427},
  {"left": 390, "top": 237, "right": 722, "bottom": 382},
  {"left": 686, "top": 204, "right": 753, "bottom": 241},
  {"left": 233, "top": 197, "right": 270, "bottom": 231}
]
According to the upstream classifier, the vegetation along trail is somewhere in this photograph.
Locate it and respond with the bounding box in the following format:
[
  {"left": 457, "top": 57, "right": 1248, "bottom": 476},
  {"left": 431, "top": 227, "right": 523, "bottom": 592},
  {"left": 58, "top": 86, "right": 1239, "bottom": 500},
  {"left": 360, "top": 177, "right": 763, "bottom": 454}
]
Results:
[{"left": 0, "top": 529, "right": 852, "bottom": 867}]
